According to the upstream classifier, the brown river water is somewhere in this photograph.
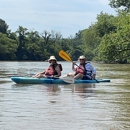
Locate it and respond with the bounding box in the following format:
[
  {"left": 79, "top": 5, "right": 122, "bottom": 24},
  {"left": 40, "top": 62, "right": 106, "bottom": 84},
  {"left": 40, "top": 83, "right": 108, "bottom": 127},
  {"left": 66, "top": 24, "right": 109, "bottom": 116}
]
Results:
[{"left": 0, "top": 61, "right": 130, "bottom": 130}]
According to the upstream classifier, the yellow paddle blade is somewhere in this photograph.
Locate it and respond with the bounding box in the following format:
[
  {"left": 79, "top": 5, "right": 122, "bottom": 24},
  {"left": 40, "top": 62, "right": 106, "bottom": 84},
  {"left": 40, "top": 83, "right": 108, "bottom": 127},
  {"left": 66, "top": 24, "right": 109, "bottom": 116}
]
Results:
[{"left": 59, "top": 50, "right": 72, "bottom": 61}]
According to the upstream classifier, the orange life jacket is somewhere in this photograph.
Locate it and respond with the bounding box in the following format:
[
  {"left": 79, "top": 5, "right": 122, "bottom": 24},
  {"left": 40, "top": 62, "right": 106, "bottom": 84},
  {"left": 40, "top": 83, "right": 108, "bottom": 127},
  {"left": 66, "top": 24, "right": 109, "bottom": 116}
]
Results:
[
  {"left": 44, "top": 64, "right": 62, "bottom": 76},
  {"left": 44, "top": 65, "right": 55, "bottom": 76},
  {"left": 75, "top": 65, "right": 85, "bottom": 75},
  {"left": 75, "top": 62, "right": 92, "bottom": 76}
]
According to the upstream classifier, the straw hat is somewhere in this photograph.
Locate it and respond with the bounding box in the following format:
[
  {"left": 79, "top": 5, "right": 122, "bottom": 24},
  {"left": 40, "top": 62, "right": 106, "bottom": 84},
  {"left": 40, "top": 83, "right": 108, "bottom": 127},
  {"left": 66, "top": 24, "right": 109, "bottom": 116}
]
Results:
[
  {"left": 78, "top": 55, "right": 86, "bottom": 60},
  {"left": 48, "top": 56, "right": 57, "bottom": 61}
]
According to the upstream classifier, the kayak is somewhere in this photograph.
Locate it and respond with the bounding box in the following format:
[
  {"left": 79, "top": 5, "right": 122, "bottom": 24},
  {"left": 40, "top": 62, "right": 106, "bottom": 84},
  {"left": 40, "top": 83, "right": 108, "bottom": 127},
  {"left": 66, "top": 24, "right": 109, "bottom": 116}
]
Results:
[{"left": 11, "top": 76, "right": 110, "bottom": 84}]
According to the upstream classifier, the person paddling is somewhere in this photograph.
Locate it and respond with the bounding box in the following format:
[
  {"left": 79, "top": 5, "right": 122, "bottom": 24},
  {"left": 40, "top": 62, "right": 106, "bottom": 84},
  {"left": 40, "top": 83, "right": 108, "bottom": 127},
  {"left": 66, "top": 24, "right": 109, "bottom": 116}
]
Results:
[
  {"left": 32, "top": 56, "right": 62, "bottom": 78},
  {"left": 67, "top": 55, "right": 96, "bottom": 80}
]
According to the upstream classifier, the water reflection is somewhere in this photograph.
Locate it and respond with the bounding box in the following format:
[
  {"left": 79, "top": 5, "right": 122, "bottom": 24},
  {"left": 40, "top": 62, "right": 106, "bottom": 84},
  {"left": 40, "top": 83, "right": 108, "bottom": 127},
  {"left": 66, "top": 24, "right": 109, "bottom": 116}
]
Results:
[
  {"left": 44, "top": 84, "right": 61, "bottom": 92},
  {"left": 62, "top": 83, "right": 96, "bottom": 99},
  {"left": 11, "top": 83, "right": 62, "bottom": 92},
  {"left": 74, "top": 84, "right": 96, "bottom": 98}
]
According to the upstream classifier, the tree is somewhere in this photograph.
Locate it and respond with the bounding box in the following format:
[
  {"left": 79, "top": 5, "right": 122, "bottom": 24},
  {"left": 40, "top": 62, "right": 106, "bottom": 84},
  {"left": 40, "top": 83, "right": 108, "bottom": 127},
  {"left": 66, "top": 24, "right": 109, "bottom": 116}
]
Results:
[
  {"left": 25, "top": 31, "right": 44, "bottom": 60},
  {"left": 15, "top": 26, "right": 28, "bottom": 60},
  {"left": 0, "top": 19, "right": 8, "bottom": 34},
  {"left": 0, "top": 33, "right": 17, "bottom": 60},
  {"left": 82, "top": 27, "right": 100, "bottom": 50},
  {"left": 97, "top": 12, "right": 130, "bottom": 63},
  {"left": 41, "top": 31, "right": 51, "bottom": 45},
  {"left": 95, "top": 12, "right": 116, "bottom": 37},
  {"left": 109, "top": 0, "right": 130, "bottom": 12},
  {"left": 81, "top": 12, "right": 117, "bottom": 61}
]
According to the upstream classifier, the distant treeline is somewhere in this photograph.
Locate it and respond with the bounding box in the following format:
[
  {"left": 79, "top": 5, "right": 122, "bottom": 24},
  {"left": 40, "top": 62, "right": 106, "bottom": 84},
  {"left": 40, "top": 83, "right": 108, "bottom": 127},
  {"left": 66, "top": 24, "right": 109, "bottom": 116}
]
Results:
[{"left": 0, "top": 0, "right": 130, "bottom": 63}]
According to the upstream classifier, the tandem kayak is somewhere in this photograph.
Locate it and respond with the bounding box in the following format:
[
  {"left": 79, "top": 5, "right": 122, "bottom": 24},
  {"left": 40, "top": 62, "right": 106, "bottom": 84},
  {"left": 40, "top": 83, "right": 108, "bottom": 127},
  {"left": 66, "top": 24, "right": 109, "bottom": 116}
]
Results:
[{"left": 11, "top": 76, "right": 110, "bottom": 84}]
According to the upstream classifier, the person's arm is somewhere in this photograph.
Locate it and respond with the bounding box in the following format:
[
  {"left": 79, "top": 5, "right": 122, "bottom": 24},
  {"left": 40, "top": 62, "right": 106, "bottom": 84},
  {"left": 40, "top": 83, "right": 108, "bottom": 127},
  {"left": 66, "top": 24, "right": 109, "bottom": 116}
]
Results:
[
  {"left": 66, "top": 62, "right": 76, "bottom": 77},
  {"left": 90, "top": 64, "right": 96, "bottom": 79},
  {"left": 40, "top": 70, "right": 45, "bottom": 74},
  {"left": 55, "top": 66, "right": 61, "bottom": 77},
  {"left": 72, "top": 62, "right": 76, "bottom": 71},
  {"left": 92, "top": 74, "right": 96, "bottom": 79},
  {"left": 32, "top": 70, "right": 45, "bottom": 78}
]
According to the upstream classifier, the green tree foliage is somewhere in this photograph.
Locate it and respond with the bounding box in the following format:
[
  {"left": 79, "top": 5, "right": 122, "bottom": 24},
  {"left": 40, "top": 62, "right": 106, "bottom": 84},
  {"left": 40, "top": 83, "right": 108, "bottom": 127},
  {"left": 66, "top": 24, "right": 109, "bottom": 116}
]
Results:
[
  {"left": 0, "top": 19, "right": 8, "bottom": 34},
  {"left": 0, "top": 33, "right": 17, "bottom": 60},
  {"left": 109, "top": 0, "right": 130, "bottom": 12},
  {"left": 15, "top": 26, "right": 28, "bottom": 60},
  {"left": 40, "top": 30, "right": 63, "bottom": 60},
  {"left": 82, "top": 12, "right": 115, "bottom": 61},
  {"left": 95, "top": 12, "right": 117, "bottom": 37},
  {"left": 25, "top": 31, "right": 44, "bottom": 60},
  {"left": 63, "top": 31, "right": 85, "bottom": 61},
  {"left": 82, "top": 27, "right": 100, "bottom": 50},
  {"left": 97, "top": 12, "right": 130, "bottom": 63}
]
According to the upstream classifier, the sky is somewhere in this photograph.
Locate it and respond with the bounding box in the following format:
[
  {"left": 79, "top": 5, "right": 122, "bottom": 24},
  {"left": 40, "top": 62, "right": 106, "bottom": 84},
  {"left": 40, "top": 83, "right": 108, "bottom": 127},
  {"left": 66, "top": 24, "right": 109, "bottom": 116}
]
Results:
[{"left": 0, "top": 0, "right": 116, "bottom": 38}]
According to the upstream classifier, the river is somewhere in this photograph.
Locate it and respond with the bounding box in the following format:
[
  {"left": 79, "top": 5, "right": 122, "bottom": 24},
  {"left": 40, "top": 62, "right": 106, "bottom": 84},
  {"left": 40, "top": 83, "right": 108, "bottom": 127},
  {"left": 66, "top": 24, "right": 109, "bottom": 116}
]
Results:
[{"left": 0, "top": 61, "right": 130, "bottom": 130}]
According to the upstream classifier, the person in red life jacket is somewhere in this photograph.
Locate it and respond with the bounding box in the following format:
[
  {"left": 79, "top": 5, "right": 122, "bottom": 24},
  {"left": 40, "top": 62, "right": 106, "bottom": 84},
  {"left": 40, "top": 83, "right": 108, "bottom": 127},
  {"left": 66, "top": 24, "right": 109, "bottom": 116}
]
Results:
[
  {"left": 32, "top": 56, "right": 62, "bottom": 78},
  {"left": 67, "top": 55, "right": 96, "bottom": 80}
]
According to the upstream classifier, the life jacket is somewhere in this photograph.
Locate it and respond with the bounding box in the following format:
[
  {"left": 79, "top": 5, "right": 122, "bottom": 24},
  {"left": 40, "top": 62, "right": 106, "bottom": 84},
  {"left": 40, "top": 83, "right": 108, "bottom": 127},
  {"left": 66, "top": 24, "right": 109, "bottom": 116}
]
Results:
[
  {"left": 45, "top": 64, "right": 62, "bottom": 76},
  {"left": 75, "top": 62, "right": 92, "bottom": 76},
  {"left": 83, "top": 62, "right": 92, "bottom": 76},
  {"left": 75, "top": 64, "right": 85, "bottom": 75},
  {"left": 58, "top": 64, "right": 63, "bottom": 71}
]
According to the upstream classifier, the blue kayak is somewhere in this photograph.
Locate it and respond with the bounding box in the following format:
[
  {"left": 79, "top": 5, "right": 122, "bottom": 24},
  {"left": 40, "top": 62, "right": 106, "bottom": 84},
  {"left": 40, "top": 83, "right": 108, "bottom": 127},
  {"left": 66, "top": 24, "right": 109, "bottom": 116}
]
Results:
[{"left": 11, "top": 76, "right": 110, "bottom": 84}]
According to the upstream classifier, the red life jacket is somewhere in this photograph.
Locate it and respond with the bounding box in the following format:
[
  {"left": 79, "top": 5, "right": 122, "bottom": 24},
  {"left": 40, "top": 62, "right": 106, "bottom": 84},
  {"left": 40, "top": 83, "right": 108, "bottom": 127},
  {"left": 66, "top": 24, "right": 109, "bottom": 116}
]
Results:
[
  {"left": 44, "top": 65, "right": 55, "bottom": 76},
  {"left": 44, "top": 64, "right": 62, "bottom": 76},
  {"left": 75, "top": 65, "right": 85, "bottom": 75}
]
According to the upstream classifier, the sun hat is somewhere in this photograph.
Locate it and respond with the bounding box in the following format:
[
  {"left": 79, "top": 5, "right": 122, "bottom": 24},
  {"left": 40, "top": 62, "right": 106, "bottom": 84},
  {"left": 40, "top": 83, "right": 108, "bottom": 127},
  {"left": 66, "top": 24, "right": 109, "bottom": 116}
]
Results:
[
  {"left": 78, "top": 55, "right": 86, "bottom": 60},
  {"left": 48, "top": 56, "right": 57, "bottom": 61}
]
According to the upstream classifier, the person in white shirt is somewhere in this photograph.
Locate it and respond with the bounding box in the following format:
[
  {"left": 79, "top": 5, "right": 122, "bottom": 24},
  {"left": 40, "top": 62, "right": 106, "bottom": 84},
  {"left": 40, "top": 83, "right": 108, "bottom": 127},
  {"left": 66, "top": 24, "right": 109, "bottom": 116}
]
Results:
[{"left": 67, "top": 55, "right": 96, "bottom": 80}]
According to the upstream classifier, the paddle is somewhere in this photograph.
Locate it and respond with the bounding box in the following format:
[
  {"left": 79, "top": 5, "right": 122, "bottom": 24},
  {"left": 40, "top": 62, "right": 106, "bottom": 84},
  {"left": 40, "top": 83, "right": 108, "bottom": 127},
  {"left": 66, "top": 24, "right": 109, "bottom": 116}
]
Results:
[
  {"left": 59, "top": 50, "right": 99, "bottom": 83},
  {"left": 54, "top": 75, "right": 74, "bottom": 84},
  {"left": 17, "top": 68, "right": 74, "bottom": 84},
  {"left": 44, "top": 74, "right": 74, "bottom": 84},
  {"left": 59, "top": 50, "right": 80, "bottom": 68}
]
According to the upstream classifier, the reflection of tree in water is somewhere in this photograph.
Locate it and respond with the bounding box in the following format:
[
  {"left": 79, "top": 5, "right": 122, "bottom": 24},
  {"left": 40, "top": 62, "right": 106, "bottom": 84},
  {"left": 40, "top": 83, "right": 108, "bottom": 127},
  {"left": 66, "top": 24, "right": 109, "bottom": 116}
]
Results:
[
  {"left": 36, "top": 84, "right": 63, "bottom": 104},
  {"left": 74, "top": 84, "right": 96, "bottom": 98}
]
